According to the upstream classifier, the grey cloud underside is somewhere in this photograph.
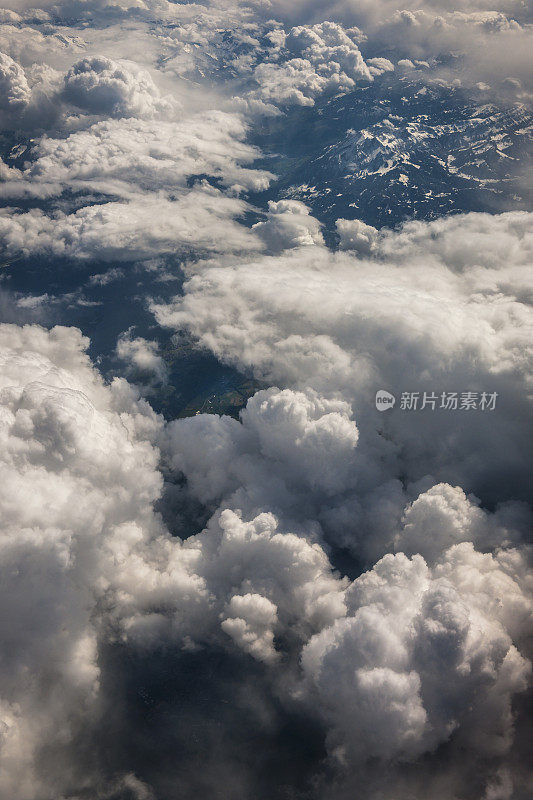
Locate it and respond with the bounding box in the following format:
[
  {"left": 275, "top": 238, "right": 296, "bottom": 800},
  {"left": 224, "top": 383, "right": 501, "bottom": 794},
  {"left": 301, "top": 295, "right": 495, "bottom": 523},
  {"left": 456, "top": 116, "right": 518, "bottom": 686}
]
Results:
[{"left": 0, "top": 1, "right": 532, "bottom": 799}]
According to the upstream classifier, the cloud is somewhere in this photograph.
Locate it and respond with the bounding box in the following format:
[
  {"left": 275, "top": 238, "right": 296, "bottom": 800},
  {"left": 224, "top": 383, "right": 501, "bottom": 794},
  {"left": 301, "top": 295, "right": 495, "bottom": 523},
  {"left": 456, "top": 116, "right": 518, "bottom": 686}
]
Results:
[
  {"left": 366, "top": 56, "right": 394, "bottom": 76},
  {"left": 164, "top": 387, "right": 359, "bottom": 512},
  {"left": 255, "top": 0, "right": 533, "bottom": 97},
  {"left": 301, "top": 542, "right": 532, "bottom": 766},
  {"left": 0, "top": 325, "right": 347, "bottom": 795},
  {"left": 221, "top": 592, "right": 280, "bottom": 663},
  {"left": 153, "top": 209, "right": 533, "bottom": 513},
  {"left": 238, "top": 21, "right": 373, "bottom": 112},
  {"left": 116, "top": 327, "right": 168, "bottom": 386},
  {"left": 0, "top": 188, "right": 260, "bottom": 261},
  {"left": 0, "top": 56, "right": 273, "bottom": 265},
  {"left": 253, "top": 200, "right": 324, "bottom": 251},
  {"left": 186, "top": 506, "right": 348, "bottom": 647},
  {"left": 62, "top": 55, "right": 174, "bottom": 118},
  {"left": 394, "top": 482, "right": 529, "bottom": 563},
  {"left": 0, "top": 50, "right": 30, "bottom": 109},
  {"left": 157, "top": 380, "right": 532, "bottom": 794},
  {"left": 0, "top": 2, "right": 531, "bottom": 797},
  {"left": 1, "top": 195, "right": 531, "bottom": 800},
  {"left": 2, "top": 0, "right": 531, "bottom": 105},
  {"left": 0, "top": 112, "right": 273, "bottom": 201},
  {"left": 0, "top": 322, "right": 166, "bottom": 796},
  {"left": 336, "top": 218, "right": 378, "bottom": 254}
]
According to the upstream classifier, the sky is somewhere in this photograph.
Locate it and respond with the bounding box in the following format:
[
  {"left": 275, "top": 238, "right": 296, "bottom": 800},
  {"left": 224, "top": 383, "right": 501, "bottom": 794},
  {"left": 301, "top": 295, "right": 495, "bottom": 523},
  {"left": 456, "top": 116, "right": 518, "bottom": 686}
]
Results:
[{"left": 0, "top": 1, "right": 532, "bottom": 799}]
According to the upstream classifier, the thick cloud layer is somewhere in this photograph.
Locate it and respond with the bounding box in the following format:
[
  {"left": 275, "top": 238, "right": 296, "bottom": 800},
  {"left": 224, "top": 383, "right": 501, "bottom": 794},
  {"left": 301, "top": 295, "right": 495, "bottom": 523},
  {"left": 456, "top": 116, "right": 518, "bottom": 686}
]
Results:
[
  {"left": 160, "top": 388, "right": 532, "bottom": 799},
  {"left": 0, "top": 1, "right": 532, "bottom": 799},
  {"left": 261, "top": 0, "right": 533, "bottom": 97},
  {"left": 154, "top": 209, "right": 533, "bottom": 510},
  {"left": 0, "top": 190, "right": 259, "bottom": 260},
  {"left": 0, "top": 323, "right": 164, "bottom": 797},
  {"left": 1, "top": 326, "right": 530, "bottom": 799},
  {"left": 0, "top": 106, "right": 272, "bottom": 260},
  {"left": 148, "top": 201, "right": 533, "bottom": 796}
]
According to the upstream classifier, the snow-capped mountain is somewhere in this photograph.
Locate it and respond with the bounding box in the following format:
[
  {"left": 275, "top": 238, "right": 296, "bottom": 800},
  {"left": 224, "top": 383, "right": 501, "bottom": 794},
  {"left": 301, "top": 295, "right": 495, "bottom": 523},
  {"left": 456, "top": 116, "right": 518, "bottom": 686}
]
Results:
[{"left": 254, "top": 78, "right": 532, "bottom": 229}]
